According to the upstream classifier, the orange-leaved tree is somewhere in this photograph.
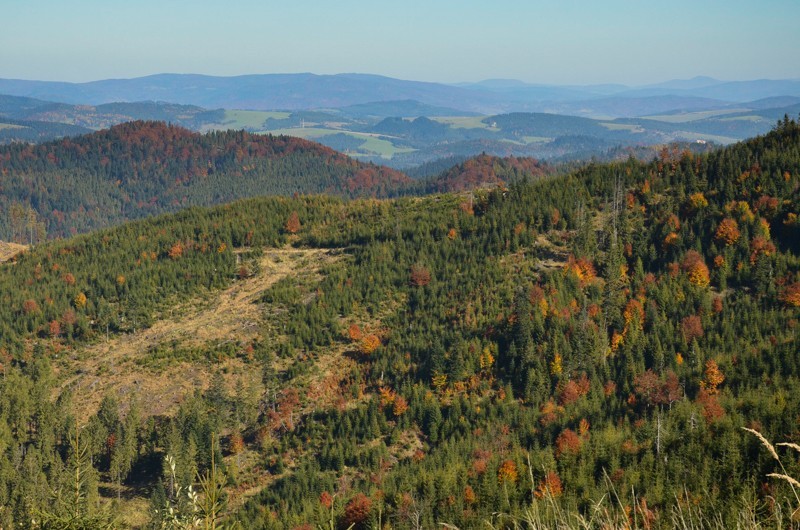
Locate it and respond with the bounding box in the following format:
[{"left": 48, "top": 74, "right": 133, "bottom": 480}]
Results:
[
  {"left": 781, "top": 282, "right": 800, "bottom": 307},
  {"left": 534, "top": 471, "right": 563, "bottom": 499},
  {"left": 681, "top": 250, "right": 710, "bottom": 287},
  {"left": 359, "top": 334, "right": 381, "bottom": 355},
  {"left": 715, "top": 218, "right": 741, "bottom": 246},
  {"left": 701, "top": 359, "right": 725, "bottom": 394},
  {"left": 285, "top": 211, "right": 301, "bottom": 234}
]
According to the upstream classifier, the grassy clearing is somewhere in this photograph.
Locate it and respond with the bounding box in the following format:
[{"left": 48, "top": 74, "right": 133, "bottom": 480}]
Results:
[
  {"left": 59, "top": 246, "right": 340, "bottom": 422},
  {"left": 522, "top": 135, "right": 551, "bottom": 143},
  {"left": 719, "top": 115, "right": 767, "bottom": 122},
  {"left": 264, "top": 126, "right": 350, "bottom": 140},
  {"left": 432, "top": 115, "right": 497, "bottom": 130},
  {"left": 73, "top": 243, "right": 381, "bottom": 520},
  {"left": 600, "top": 122, "right": 644, "bottom": 132},
  {"left": 642, "top": 108, "right": 748, "bottom": 123},
  {"left": 201, "top": 110, "right": 291, "bottom": 131},
  {"left": 357, "top": 135, "right": 416, "bottom": 157},
  {"left": 670, "top": 131, "right": 739, "bottom": 145},
  {"left": 264, "top": 127, "right": 415, "bottom": 158},
  {"left": 0, "top": 241, "right": 27, "bottom": 263},
  {"left": 0, "top": 123, "right": 26, "bottom": 130}
]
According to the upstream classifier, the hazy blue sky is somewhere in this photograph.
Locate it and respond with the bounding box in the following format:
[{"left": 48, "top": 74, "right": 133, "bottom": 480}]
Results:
[{"left": 3, "top": 0, "right": 798, "bottom": 85}]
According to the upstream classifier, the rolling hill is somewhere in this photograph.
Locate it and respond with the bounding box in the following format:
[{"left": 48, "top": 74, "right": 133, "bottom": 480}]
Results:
[
  {"left": 0, "top": 116, "right": 91, "bottom": 143},
  {"left": 3, "top": 73, "right": 800, "bottom": 168},
  {"left": 0, "top": 93, "right": 225, "bottom": 134},
  {"left": 426, "top": 153, "right": 550, "bottom": 192},
  {"left": 0, "top": 121, "right": 410, "bottom": 238},
  {"left": 0, "top": 119, "right": 797, "bottom": 527}
]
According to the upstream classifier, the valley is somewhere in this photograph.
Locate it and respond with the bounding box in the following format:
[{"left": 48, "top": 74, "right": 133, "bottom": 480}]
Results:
[{"left": 2, "top": 76, "right": 799, "bottom": 168}]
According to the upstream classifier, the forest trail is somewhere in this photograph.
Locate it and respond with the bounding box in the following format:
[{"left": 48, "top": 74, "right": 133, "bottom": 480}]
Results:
[{"left": 61, "top": 246, "right": 341, "bottom": 422}]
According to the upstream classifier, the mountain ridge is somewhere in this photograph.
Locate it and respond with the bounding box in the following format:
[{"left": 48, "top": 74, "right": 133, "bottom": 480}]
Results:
[{"left": 3, "top": 73, "right": 800, "bottom": 116}]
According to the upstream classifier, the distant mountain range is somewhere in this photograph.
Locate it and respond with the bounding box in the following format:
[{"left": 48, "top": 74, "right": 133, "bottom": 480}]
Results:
[
  {"left": 2, "top": 73, "right": 799, "bottom": 117},
  {"left": 1, "top": 73, "right": 799, "bottom": 168}
]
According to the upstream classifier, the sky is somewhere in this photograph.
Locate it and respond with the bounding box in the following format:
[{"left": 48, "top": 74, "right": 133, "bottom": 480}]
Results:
[{"left": 2, "top": 0, "right": 799, "bottom": 86}]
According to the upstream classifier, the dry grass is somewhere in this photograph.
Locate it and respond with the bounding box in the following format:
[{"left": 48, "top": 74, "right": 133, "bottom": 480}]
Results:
[
  {"left": 59, "top": 246, "right": 341, "bottom": 423},
  {"left": 48, "top": 242, "right": 402, "bottom": 523},
  {"left": 0, "top": 240, "right": 27, "bottom": 263}
]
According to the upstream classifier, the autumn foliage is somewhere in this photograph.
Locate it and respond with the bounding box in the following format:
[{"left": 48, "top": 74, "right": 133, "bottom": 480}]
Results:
[
  {"left": 781, "top": 282, "right": 800, "bottom": 307},
  {"left": 431, "top": 153, "right": 548, "bottom": 192},
  {"left": 750, "top": 236, "right": 776, "bottom": 264},
  {"left": 663, "top": 232, "right": 679, "bottom": 247},
  {"left": 359, "top": 334, "right": 381, "bottom": 355},
  {"left": 409, "top": 264, "right": 431, "bottom": 287},
  {"left": 320, "top": 491, "right": 333, "bottom": 510},
  {"left": 229, "top": 432, "right": 245, "bottom": 455},
  {"left": 74, "top": 292, "right": 87, "bottom": 308},
  {"left": 688, "top": 192, "right": 708, "bottom": 209},
  {"left": 341, "top": 493, "right": 372, "bottom": 529},
  {"left": 697, "top": 389, "right": 725, "bottom": 423},
  {"left": 564, "top": 256, "right": 596, "bottom": 284},
  {"left": 555, "top": 428, "right": 582, "bottom": 457},
  {"left": 463, "top": 485, "right": 477, "bottom": 504},
  {"left": 623, "top": 298, "right": 645, "bottom": 329},
  {"left": 714, "top": 218, "right": 741, "bottom": 246},
  {"left": 392, "top": 396, "right": 409, "bottom": 416},
  {"left": 348, "top": 323, "right": 363, "bottom": 341},
  {"left": 558, "top": 374, "right": 590, "bottom": 406},
  {"left": 700, "top": 359, "right": 725, "bottom": 394},
  {"left": 48, "top": 319, "right": 61, "bottom": 338},
  {"left": 633, "top": 369, "right": 681, "bottom": 407},
  {"left": 22, "top": 299, "right": 39, "bottom": 315},
  {"left": 681, "top": 250, "right": 710, "bottom": 287},
  {"left": 285, "top": 211, "right": 301, "bottom": 234},
  {"left": 168, "top": 241, "right": 184, "bottom": 260},
  {"left": 497, "top": 459, "right": 518, "bottom": 484},
  {"left": 680, "top": 315, "right": 704, "bottom": 342},
  {"left": 534, "top": 471, "right": 564, "bottom": 498}
]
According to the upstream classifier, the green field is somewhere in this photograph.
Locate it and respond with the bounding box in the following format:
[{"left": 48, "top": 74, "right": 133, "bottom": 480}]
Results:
[
  {"left": 262, "top": 127, "right": 415, "bottom": 158},
  {"left": 357, "top": 135, "right": 416, "bottom": 157},
  {"left": 718, "top": 115, "right": 766, "bottom": 122},
  {"left": 671, "top": 131, "right": 739, "bottom": 144},
  {"left": 0, "top": 123, "right": 26, "bottom": 130},
  {"left": 521, "top": 135, "right": 551, "bottom": 144},
  {"left": 432, "top": 116, "right": 497, "bottom": 130},
  {"left": 599, "top": 122, "right": 644, "bottom": 132},
  {"left": 642, "top": 108, "right": 748, "bottom": 123},
  {"left": 200, "top": 110, "right": 291, "bottom": 132}
]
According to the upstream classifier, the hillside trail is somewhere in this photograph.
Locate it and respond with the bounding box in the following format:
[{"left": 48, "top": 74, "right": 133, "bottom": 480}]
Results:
[{"left": 60, "top": 246, "right": 340, "bottom": 422}]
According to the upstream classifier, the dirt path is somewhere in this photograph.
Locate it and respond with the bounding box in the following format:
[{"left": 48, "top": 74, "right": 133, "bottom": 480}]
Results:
[{"left": 61, "top": 246, "right": 340, "bottom": 422}]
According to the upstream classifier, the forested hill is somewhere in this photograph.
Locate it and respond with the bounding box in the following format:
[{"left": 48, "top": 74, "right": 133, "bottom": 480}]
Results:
[
  {"left": 0, "top": 119, "right": 798, "bottom": 528},
  {"left": 0, "top": 121, "right": 411, "bottom": 238},
  {"left": 426, "top": 153, "right": 550, "bottom": 192}
]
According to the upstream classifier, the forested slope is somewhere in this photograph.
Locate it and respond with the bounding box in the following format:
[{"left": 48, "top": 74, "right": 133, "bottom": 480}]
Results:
[
  {"left": 0, "top": 119, "right": 798, "bottom": 528},
  {"left": 0, "top": 121, "right": 410, "bottom": 238},
  {"left": 425, "top": 153, "right": 550, "bottom": 192}
]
